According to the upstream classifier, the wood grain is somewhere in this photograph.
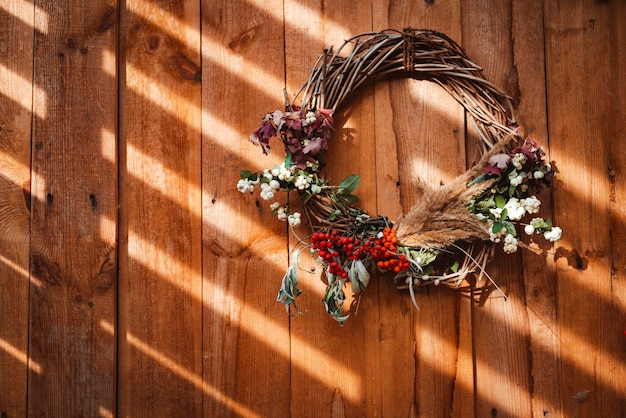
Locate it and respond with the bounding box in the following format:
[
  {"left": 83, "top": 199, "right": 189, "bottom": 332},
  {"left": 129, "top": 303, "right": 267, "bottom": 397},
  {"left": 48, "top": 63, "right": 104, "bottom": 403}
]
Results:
[
  {"left": 118, "top": 0, "right": 202, "bottom": 416},
  {"left": 512, "top": 1, "right": 564, "bottom": 416},
  {"left": 284, "top": 3, "right": 385, "bottom": 417},
  {"left": 28, "top": 1, "right": 117, "bottom": 415},
  {"left": 0, "top": 0, "right": 33, "bottom": 415},
  {"left": 546, "top": 1, "right": 626, "bottom": 416},
  {"left": 373, "top": 1, "right": 467, "bottom": 416},
  {"left": 2, "top": 1, "right": 626, "bottom": 416},
  {"left": 462, "top": 2, "right": 533, "bottom": 416},
  {"left": 201, "top": 1, "right": 291, "bottom": 416}
]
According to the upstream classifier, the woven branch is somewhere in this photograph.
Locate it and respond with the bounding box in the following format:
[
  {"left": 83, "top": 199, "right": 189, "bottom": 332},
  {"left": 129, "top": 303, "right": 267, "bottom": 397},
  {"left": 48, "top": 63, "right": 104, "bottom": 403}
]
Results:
[
  {"left": 242, "top": 28, "right": 559, "bottom": 321},
  {"left": 289, "top": 29, "right": 517, "bottom": 152}
]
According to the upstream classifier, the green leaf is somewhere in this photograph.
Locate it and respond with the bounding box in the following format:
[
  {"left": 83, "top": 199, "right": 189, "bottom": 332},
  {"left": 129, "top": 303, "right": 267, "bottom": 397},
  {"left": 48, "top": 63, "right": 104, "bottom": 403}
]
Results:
[
  {"left": 468, "top": 173, "right": 489, "bottom": 186},
  {"left": 239, "top": 170, "right": 258, "bottom": 180},
  {"left": 338, "top": 174, "right": 360, "bottom": 194},
  {"left": 450, "top": 261, "right": 459, "bottom": 273},
  {"left": 310, "top": 184, "right": 322, "bottom": 195},
  {"left": 341, "top": 193, "right": 359, "bottom": 204},
  {"left": 504, "top": 221, "right": 517, "bottom": 236},
  {"left": 284, "top": 153, "right": 292, "bottom": 167},
  {"left": 492, "top": 223, "right": 505, "bottom": 234},
  {"left": 328, "top": 209, "right": 341, "bottom": 221},
  {"left": 495, "top": 195, "right": 507, "bottom": 209},
  {"left": 276, "top": 266, "right": 303, "bottom": 316}
]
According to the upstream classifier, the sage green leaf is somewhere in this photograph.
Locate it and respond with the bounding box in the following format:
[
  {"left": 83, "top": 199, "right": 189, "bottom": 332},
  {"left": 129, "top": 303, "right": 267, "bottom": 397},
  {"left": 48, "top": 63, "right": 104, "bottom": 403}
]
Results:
[
  {"left": 338, "top": 174, "right": 360, "bottom": 194},
  {"left": 492, "top": 223, "right": 505, "bottom": 234},
  {"left": 328, "top": 209, "right": 341, "bottom": 221},
  {"left": 276, "top": 266, "right": 303, "bottom": 316},
  {"left": 342, "top": 193, "right": 359, "bottom": 204},
  {"left": 504, "top": 221, "right": 517, "bottom": 236},
  {"left": 467, "top": 172, "right": 489, "bottom": 186},
  {"left": 311, "top": 184, "right": 322, "bottom": 195},
  {"left": 322, "top": 280, "right": 349, "bottom": 325}
]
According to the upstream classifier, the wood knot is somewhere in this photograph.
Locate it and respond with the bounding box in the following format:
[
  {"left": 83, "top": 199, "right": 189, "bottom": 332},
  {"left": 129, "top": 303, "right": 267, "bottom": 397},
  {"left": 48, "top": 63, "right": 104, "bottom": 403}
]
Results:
[
  {"left": 31, "top": 253, "right": 63, "bottom": 286},
  {"left": 65, "top": 37, "right": 78, "bottom": 49},
  {"left": 172, "top": 53, "right": 201, "bottom": 83},
  {"left": 89, "top": 193, "right": 98, "bottom": 211},
  {"left": 148, "top": 35, "right": 160, "bottom": 51},
  {"left": 228, "top": 27, "right": 257, "bottom": 52}
]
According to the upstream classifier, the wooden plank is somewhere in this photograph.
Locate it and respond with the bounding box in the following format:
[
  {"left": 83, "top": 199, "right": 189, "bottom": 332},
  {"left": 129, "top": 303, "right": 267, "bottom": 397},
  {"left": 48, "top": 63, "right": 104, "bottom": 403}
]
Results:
[
  {"left": 117, "top": 1, "right": 202, "bottom": 416},
  {"left": 462, "top": 1, "right": 533, "bottom": 416},
  {"left": 373, "top": 2, "right": 467, "bottom": 417},
  {"left": 604, "top": 3, "right": 626, "bottom": 416},
  {"left": 201, "top": 0, "right": 291, "bottom": 416},
  {"left": 0, "top": 1, "right": 33, "bottom": 416},
  {"left": 284, "top": 3, "right": 385, "bottom": 417},
  {"left": 604, "top": 4, "right": 626, "bottom": 417},
  {"left": 545, "top": 1, "right": 626, "bottom": 416},
  {"left": 511, "top": 1, "right": 564, "bottom": 416},
  {"left": 28, "top": 1, "right": 117, "bottom": 415}
]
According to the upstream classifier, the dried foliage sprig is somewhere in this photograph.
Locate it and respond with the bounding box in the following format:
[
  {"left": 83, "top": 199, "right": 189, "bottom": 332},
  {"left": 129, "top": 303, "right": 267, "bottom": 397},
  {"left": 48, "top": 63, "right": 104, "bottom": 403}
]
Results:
[{"left": 237, "top": 29, "right": 561, "bottom": 324}]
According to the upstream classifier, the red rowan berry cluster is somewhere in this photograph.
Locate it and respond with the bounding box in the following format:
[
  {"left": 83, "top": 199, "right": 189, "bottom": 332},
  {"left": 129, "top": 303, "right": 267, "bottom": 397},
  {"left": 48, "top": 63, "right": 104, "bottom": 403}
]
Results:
[
  {"left": 366, "top": 227, "right": 411, "bottom": 273},
  {"left": 310, "top": 227, "right": 411, "bottom": 278},
  {"left": 310, "top": 230, "right": 362, "bottom": 279}
]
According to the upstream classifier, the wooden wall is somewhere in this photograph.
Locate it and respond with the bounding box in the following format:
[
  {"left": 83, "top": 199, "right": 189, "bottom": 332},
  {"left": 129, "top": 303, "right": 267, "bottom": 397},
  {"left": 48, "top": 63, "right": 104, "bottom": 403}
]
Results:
[{"left": 1, "top": 0, "right": 625, "bottom": 416}]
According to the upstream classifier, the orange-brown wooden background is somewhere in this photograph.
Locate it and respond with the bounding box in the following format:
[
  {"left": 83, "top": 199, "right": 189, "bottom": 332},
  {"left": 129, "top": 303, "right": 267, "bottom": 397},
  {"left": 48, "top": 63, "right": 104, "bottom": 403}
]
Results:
[{"left": 1, "top": 0, "right": 625, "bottom": 417}]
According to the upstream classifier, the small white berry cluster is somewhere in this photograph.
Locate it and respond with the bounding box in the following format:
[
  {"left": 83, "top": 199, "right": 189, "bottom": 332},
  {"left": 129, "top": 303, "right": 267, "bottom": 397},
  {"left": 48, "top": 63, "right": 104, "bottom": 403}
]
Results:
[
  {"left": 236, "top": 177, "right": 259, "bottom": 193},
  {"left": 504, "top": 196, "right": 541, "bottom": 221},
  {"left": 470, "top": 138, "right": 563, "bottom": 254},
  {"left": 238, "top": 162, "right": 316, "bottom": 228},
  {"left": 524, "top": 220, "right": 562, "bottom": 242},
  {"left": 270, "top": 202, "right": 302, "bottom": 227},
  {"left": 294, "top": 174, "right": 311, "bottom": 190}
]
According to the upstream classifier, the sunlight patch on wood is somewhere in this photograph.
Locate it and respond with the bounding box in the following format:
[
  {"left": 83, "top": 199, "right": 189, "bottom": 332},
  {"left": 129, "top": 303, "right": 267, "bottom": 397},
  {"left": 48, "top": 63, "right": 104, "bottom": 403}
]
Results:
[
  {"left": 126, "top": 142, "right": 201, "bottom": 219},
  {"left": 201, "top": 110, "right": 288, "bottom": 174},
  {"left": 128, "top": 229, "right": 202, "bottom": 299},
  {"left": 276, "top": 0, "right": 350, "bottom": 46},
  {"left": 200, "top": 33, "right": 284, "bottom": 96},
  {"left": 0, "top": 253, "right": 35, "bottom": 286},
  {"left": 97, "top": 406, "right": 113, "bottom": 418},
  {"left": 126, "top": 0, "right": 198, "bottom": 54},
  {"left": 100, "top": 49, "right": 116, "bottom": 78},
  {"left": 29, "top": 171, "right": 45, "bottom": 210},
  {"left": 126, "top": 62, "right": 201, "bottom": 131},
  {"left": 99, "top": 216, "right": 116, "bottom": 246},
  {"left": 128, "top": 231, "right": 363, "bottom": 400},
  {"left": 100, "top": 127, "right": 116, "bottom": 164},
  {"left": 100, "top": 320, "right": 262, "bottom": 418},
  {"left": 0, "top": 149, "right": 29, "bottom": 186},
  {"left": 126, "top": 0, "right": 284, "bottom": 96},
  {"left": 0, "top": 0, "right": 48, "bottom": 34},
  {"left": 0, "top": 63, "right": 45, "bottom": 119},
  {"left": 0, "top": 337, "right": 42, "bottom": 374}
]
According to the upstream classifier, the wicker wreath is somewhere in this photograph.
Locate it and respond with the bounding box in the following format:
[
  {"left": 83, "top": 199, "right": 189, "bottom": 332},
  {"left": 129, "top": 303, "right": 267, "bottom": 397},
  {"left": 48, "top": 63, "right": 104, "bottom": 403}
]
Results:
[{"left": 237, "top": 29, "right": 561, "bottom": 324}]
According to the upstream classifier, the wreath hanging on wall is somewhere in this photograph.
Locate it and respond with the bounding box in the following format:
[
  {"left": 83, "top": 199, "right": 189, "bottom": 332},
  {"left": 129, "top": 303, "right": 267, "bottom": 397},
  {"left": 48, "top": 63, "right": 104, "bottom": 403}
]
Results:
[{"left": 237, "top": 29, "right": 561, "bottom": 324}]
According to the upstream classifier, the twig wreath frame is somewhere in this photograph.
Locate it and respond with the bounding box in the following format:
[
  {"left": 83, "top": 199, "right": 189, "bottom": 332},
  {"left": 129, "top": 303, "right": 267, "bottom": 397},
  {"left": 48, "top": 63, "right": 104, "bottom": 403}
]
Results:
[{"left": 237, "top": 29, "right": 561, "bottom": 324}]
